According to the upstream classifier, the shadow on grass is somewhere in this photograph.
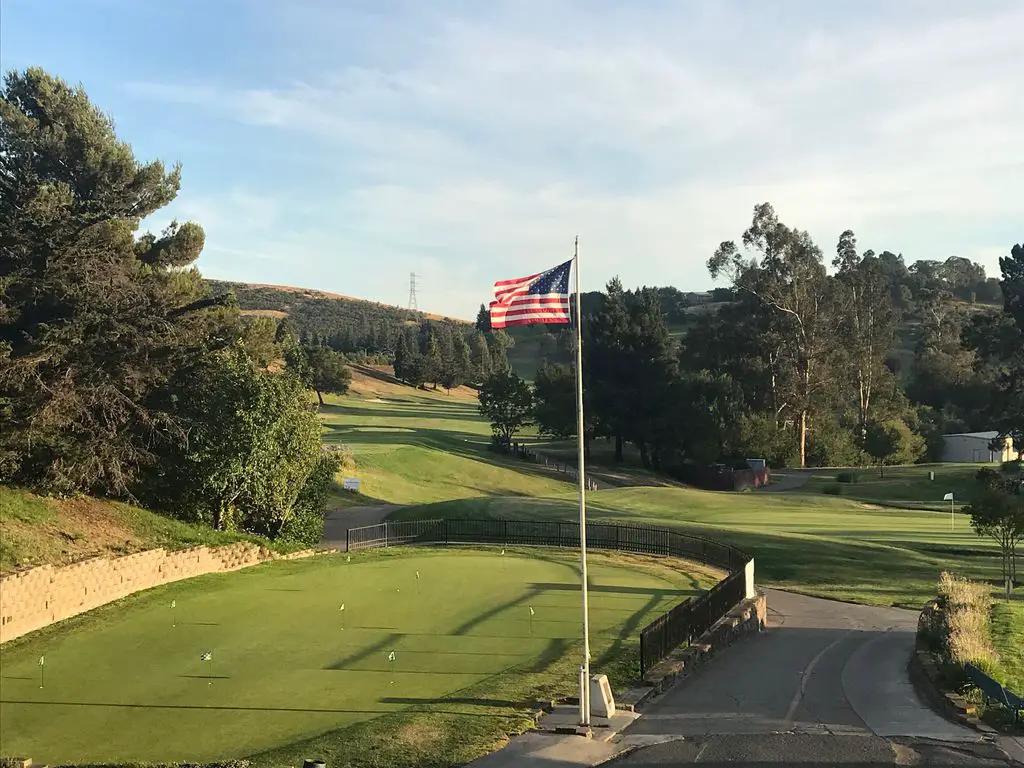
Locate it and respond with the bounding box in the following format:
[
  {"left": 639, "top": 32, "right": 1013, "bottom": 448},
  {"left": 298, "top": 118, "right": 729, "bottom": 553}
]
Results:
[
  {"left": 451, "top": 588, "right": 541, "bottom": 636},
  {"left": 179, "top": 674, "right": 231, "bottom": 680},
  {"left": 594, "top": 592, "right": 664, "bottom": 672},
  {"left": 327, "top": 633, "right": 402, "bottom": 669},
  {"left": 0, "top": 699, "right": 511, "bottom": 718},
  {"left": 379, "top": 696, "right": 522, "bottom": 709},
  {"left": 529, "top": 582, "right": 695, "bottom": 598}
]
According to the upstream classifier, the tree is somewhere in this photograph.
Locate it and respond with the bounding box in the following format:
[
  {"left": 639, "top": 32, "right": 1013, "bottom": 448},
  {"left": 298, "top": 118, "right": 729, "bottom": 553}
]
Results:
[
  {"left": 622, "top": 288, "right": 678, "bottom": 468},
  {"left": 151, "top": 346, "right": 323, "bottom": 534},
  {"left": 303, "top": 346, "right": 352, "bottom": 405},
  {"left": 0, "top": 67, "right": 234, "bottom": 495},
  {"left": 450, "top": 331, "right": 473, "bottom": 391},
  {"left": 709, "top": 203, "right": 839, "bottom": 467},
  {"left": 422, "top": 332, "right": 443, "bottom": 389},
  {"left": 470, "top": 331, "right": 492, "bottom": 382},
  {"left": 478, "top": 370, "right": 534, "bottom": 449},
  {"left": 833, "top": 231, "right": 897, "bottom": 434},
  {"left": 1001, "top": 243, "right": 1024, "bottom": 330},
  {"left": 476, "top": 304, "right": 492, "bottom": 332},
  {"left": 585, "top": 278, "right": 632, "bottom": 461},
  {"left": 242, "top": 316, "right": 281, "bottom": 368},
  {"left": 488, "top": 329, "right": 514, "bottom": 373},
  {"left": 533, "top": 362, "right": 577, "bottom": 440},
  {"left": 967, "top": 479, "right": 1024, "bottom": 595},
  {"left": 862, "top": 419, "right": 924, "bottom": 477}
]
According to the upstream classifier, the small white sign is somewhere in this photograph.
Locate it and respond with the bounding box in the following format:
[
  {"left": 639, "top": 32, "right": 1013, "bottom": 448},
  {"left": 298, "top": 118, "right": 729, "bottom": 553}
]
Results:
[{"left": 343, "top": 478, "right": 361, "bottom": 491}]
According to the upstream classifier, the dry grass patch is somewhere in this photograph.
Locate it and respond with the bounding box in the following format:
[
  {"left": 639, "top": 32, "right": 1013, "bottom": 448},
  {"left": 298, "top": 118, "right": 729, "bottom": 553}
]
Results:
[{"left": 936, "top": 571, "right": 1000, "bottom": 676}]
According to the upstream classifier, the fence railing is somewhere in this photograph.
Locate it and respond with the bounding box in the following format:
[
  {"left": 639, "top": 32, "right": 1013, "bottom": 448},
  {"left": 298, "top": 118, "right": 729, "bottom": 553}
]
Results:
[
  {"left": 345, "top": 517, "right": 754, "bottom": 677},
  {"left": 965, "top": 663, "right": 1024, "bottom": 723}
]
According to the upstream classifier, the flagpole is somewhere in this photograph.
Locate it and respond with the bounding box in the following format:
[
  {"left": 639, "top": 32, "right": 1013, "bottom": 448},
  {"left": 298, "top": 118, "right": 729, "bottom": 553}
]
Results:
[{"left": 573, "top": 234, "right": 592, "bottom": 728}]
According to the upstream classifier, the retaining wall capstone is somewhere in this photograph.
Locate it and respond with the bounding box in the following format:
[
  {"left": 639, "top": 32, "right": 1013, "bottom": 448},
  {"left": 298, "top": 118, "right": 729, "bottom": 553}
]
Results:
[
  {"left": 0, "top": 543, "right": 318, "bottom": 644},
  {"left": 641, "top": 590, "right": 767, "bottom": 695}
]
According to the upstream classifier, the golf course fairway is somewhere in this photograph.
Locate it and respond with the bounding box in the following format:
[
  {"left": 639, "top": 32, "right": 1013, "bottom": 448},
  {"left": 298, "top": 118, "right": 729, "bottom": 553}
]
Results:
[{"left": 0, "top": 547, "right": 705, "bottom": 764}]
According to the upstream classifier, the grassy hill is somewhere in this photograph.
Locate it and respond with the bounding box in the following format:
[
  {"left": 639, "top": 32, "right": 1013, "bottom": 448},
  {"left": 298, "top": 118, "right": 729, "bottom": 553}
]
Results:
[
  {"left": 0, "top": 487, "right": 268, "bottom": 574},
  {"left": 321, "top": 381, "right": 575, "bottom": 507}
]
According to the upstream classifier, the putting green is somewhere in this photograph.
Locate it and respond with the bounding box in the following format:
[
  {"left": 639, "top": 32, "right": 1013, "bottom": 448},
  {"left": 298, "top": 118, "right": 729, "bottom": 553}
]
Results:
[{"left": 0, "top": 548, "right": 699, "bottom": 764}]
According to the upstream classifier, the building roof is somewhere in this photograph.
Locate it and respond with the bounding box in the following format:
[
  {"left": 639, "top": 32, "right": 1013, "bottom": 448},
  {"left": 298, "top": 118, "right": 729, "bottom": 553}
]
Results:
[{"left": 942, "top": 431, "right": 1000, "bottom": 439}]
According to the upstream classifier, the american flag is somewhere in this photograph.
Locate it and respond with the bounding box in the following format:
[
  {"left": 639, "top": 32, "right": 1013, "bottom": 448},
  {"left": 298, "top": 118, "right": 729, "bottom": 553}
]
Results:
[{"left": 489, "top": 259, "right": 573, "bottom": 329}]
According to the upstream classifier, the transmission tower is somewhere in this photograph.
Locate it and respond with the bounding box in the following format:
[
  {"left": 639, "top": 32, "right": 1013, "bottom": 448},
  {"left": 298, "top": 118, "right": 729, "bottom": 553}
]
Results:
[{"left": 408, "top": 272, "right": 418, "bottom": 311}]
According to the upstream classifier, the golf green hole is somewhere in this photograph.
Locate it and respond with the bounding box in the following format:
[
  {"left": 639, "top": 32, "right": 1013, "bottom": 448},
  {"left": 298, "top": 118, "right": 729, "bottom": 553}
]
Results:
[{"left": 0, "top": 548, "right": 704, "bottom": 764}]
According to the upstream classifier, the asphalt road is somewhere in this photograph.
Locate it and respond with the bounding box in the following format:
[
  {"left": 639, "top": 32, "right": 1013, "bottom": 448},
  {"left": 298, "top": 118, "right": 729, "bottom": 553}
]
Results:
[
  {"left": 613, "top": 589, "right": 1023, "bottom": 767},
  {"left": 321, "top": 504, "right": 402, "bottom": 551}
]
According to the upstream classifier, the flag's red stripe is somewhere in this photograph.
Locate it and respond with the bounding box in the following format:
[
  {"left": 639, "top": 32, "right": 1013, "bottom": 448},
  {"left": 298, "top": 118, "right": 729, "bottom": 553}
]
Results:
[
  {"left": 494, "top": 296, "right": 570, "bottom": 308},
  {"left": 492, "top": 315, "right": 570, "bottom": 328},
  {"left": 490, "top": 299, "right": 570, "bottom": 313},
  {"left": 493, "top": 272, "right": 541, "bottom": 289},
  {"left": 491, "top": 309, "right": 573, "bottom": 319}
]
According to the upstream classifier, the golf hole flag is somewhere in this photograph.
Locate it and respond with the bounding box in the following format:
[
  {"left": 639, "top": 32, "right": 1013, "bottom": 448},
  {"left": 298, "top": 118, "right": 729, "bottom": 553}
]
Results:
[
  {"left": 200, "top": 652, "right": 212, "bottom": 662},
  {"left": 489, "top": 259, "right": 573, "bottom": 328},
  {"left": 943, "top": 493, "right": 954, "bottom": 501}
]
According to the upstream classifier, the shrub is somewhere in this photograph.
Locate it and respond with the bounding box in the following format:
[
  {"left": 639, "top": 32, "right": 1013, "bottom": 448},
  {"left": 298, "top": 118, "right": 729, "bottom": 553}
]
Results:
[
  {"left": 279, "top": 448, "right": 344, "bottom": 547},
  {"left": 822, "top": 483, "right": 843, "bottom": 495},
  {"left": 935, "top": 571, "right": 999, "bottom": 670},
  {"left": 837, "top": 471, "right": 858, "bottom": 484}
]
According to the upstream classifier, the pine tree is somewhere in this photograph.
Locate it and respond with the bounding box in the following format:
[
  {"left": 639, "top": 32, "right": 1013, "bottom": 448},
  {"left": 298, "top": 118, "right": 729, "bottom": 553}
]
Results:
[
  {"left": 422, "top": 332, "right": 443, "bottom": 389},
  {"left": 471, "top": 332, "right": 492, "bottom": 382},
  {"left": 476, "top": 304, "right": 492, "bottom": 332},
  {"left": 392, "top": 328, "right": 412, "bottom": 381},
  {"left": 449, "top": 331, "right": 473, "bottom": 391}
]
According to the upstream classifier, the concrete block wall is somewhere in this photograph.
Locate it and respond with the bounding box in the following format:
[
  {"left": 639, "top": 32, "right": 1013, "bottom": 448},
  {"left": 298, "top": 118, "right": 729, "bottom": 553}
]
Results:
[{"left": 0, "top": 542, "right": 317, "bottom": 644}]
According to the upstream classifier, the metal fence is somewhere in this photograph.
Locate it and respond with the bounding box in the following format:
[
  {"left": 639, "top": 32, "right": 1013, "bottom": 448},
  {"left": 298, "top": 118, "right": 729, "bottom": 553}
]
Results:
[{"left": 344, "top": 517, "right": 753, "bottom": 677}]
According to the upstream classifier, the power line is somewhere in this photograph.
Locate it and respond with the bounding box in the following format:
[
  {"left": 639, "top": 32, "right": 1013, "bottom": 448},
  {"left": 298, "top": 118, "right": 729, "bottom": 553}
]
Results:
[{"left": 408, "top": 272, "right": 418, "bottom": 311}]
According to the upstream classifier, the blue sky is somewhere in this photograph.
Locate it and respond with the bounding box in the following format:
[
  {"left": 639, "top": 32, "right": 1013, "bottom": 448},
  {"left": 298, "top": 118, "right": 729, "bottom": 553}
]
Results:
[{"left": 3, "top": 0, "right": 1022, "bottom": 319}]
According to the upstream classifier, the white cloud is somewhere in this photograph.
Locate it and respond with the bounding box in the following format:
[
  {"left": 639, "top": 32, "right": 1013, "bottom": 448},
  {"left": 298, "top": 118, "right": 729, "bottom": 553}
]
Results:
[{"left": 127, "top": 0, "right": 1024, "bottom": 316}]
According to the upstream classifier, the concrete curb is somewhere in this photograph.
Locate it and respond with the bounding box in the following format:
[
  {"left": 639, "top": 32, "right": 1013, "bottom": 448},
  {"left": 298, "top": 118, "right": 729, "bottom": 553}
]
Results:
[{"left": 908, "top": 644, "right": 998, "bottom": 735}]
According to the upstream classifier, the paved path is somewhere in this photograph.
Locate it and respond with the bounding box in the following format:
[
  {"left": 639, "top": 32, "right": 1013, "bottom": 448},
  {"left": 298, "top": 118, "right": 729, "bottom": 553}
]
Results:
[
  {"left": 321, "top": 504, "right": 402, "bottom": 551},
  {"left": 613, "top": 589, "right": 1021, "bottom": 766},
  {"left": 756, "top": 470, "right": 812, "bottom": 493}
]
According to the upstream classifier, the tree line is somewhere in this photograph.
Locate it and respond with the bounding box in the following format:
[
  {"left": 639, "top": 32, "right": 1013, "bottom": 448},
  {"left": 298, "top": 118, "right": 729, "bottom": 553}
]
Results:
[
  {"left": 0, "top": 68, "right": 348, "bottom": 545},
  {"left": 478, "top": 203, "right": 1023, "bottom": 479}
]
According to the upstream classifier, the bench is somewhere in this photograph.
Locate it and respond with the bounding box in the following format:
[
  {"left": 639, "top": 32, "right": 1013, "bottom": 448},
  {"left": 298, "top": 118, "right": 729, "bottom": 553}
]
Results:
[{"left": 965, "top": 663, "right": 1024, "bottom": 722}]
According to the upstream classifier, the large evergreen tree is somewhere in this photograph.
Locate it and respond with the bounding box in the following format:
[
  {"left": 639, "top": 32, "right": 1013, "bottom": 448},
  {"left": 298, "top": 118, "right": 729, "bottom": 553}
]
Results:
[{"left": 0, "top": 68, "right": 235, "bottom": 493}]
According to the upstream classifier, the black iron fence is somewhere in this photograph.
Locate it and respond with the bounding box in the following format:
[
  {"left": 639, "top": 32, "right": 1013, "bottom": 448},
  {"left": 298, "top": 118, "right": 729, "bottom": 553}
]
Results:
[{"left": 344, "top": 517, "right": 753, "bottom": 676}]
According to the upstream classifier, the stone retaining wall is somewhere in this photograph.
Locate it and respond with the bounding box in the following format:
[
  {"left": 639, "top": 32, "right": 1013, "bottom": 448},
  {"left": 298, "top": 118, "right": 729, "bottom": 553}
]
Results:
[
  {"left": 642, "top": 590, "right": 768, "bottom": 693},
  {"left": 0, "top": 543, "right": 317, "bottom": 644}
]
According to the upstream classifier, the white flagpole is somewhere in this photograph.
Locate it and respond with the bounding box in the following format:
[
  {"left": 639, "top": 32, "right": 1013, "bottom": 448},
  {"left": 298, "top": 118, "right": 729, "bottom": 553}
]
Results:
[{"left": 573, "top": 234, "right": 592, "bottom": 727}]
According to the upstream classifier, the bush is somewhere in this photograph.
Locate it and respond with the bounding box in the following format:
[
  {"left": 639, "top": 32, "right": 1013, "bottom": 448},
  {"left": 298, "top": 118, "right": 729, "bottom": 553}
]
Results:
[
  {"left": 837, "top": 471, "right": 858, "bottom": 484},
  {"left": 823, "top": 483, "right": 843, "bottom": 495},
  {"left": 279, "top": 448, "right": 344, "bottom": 547},
  {"left": 1001, "top": 459, "right": 1023, "bottom": 474},
  {"left": 935, "top": 571, "right": 999, "bottom": 670}
]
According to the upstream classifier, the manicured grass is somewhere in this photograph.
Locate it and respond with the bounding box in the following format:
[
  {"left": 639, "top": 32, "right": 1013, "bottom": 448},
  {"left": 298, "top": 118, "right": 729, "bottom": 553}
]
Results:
[
  {"left": 0, "top": 547, "right": 713, "bottom": 766},
  {"left": 390, "top": 485, "right": 1003, "bottom": 608},
  {"left": 320, "top": 394, "right": 572, "bottom": 506},
  {"left": 799, "top": 463, "right": 993, "bottom": 511},
  {"left": 991, "top": 599, "right": 1024, "bottom": 695},
  {"left": 0, "top": 486, "right": 267, "bottom": 574}
]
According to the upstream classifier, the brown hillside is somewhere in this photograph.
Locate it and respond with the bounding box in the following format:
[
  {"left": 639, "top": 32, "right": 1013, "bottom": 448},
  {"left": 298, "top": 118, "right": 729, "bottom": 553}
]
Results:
[{"left": 217, "top": 280, "right": 467, "bottom": 324}]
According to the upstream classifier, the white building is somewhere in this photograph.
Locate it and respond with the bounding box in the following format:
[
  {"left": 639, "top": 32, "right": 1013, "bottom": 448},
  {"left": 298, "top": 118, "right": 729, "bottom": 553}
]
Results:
[{"left": 940, "top": 431, "right": 1016, "bottom": 463}]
